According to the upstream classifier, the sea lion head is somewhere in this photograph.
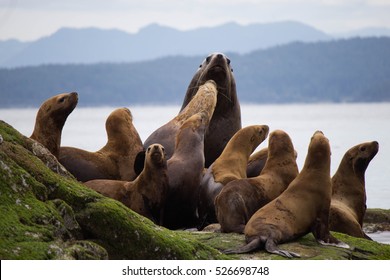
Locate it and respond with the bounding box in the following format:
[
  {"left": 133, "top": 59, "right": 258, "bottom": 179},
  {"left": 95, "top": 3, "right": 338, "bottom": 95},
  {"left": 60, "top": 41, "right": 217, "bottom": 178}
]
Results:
[
  {"left": 105, "top": 107, "right": 133, "bottom": 138},
  {"left": 38, "top": 92, "right": 78, "bottom": 127},
  {"left": 348, "top": 141, "right": 379, "bottom": 175},
  {"left": 145, "top": 143, "right": 167, "bottom": 168},
  {"left": 268, "top": 129, "right": 295, "bottom": 157},
  {"left": 186, "top": 53, "right": 236, "bottom": 107},
  {"left": 304, "top": 130, "right": 331, "bottom": 170}
]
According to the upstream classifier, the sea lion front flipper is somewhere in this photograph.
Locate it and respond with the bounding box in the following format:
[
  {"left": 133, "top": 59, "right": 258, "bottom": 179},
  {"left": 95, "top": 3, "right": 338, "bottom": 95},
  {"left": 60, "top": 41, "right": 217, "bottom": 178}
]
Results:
[{"left": 264, "top": 238, "right": 300, "bottom": 258}]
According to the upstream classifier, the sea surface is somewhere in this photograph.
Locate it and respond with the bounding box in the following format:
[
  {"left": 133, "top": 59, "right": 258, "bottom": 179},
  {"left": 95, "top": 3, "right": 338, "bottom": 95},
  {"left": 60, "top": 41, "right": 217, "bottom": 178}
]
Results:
[
  {"left": 1, "top": 103, "right": 389, "bottom": 209},
  {"left": 1, "top": 102, "right": 389, "bottom": 244}
]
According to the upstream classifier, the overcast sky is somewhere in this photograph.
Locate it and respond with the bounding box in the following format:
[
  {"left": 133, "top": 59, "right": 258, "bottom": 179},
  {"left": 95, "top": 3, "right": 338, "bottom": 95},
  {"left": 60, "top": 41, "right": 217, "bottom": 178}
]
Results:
[{"left": 1, "top": 0, "right": 390, "bottom": 41}]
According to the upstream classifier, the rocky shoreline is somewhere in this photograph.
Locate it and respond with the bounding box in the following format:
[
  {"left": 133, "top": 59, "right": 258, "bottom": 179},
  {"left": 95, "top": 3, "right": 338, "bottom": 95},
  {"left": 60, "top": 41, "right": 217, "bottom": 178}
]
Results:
[{"left": 1, "top": 120, "right": 389, "bottom": 260}]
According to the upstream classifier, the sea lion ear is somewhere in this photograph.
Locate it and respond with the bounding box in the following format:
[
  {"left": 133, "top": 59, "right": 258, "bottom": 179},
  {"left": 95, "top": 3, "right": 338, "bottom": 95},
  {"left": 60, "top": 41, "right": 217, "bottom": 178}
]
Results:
[{"left": 134, "top": 150, "right": 146, "bottom": 176}]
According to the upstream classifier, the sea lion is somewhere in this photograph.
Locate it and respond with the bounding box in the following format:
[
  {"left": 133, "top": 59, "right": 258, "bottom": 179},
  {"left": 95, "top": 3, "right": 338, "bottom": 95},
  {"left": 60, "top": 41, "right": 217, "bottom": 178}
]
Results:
[
  {"left": 215, "top": 130, "right": 299, "bottom": 233},
  {"left": 246, "top": 147, "right": 268, "bottom": 177},
  {"left": 59, "top": 107, "right": 143, "bottom": 182},
  {"left": 163, "top": 112, "right": 211, "bottom": 229},
  {"left": 143, "top": 80, "right": 217, "bottom": 160},
  {"left": 224, "top": 131, "right": 348, "bottom": 258},
  {"left": 84, "top": 143, "right": 168, "bottom": 225},
  {"left": 180, "top": 53, "right": 241, "bottom": 167},
  {"left": 329, "top": 141, "right": 379, "bottom": 239},
  {"left": 30, "top": 92, "right": 78, "bottom": 158},
  {"left": 197, "top": 125, "right": 269, "bottom": 229}
]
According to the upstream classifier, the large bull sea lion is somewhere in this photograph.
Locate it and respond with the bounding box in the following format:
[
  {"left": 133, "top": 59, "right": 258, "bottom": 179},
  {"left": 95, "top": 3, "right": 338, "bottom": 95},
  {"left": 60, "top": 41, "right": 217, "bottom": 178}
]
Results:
[{"left": 180, "top": 53, "right": 241, "bottom": 167}]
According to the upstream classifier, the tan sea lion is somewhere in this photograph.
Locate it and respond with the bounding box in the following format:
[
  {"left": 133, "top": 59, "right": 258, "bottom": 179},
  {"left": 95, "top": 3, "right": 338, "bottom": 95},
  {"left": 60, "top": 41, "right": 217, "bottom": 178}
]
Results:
[
  {"left": 59, "top": 107, "right": 143, "bottom": 182},
  {"left": 30, "top": 92, "right": 78, "bottom": 158},
  {"left": 163, "top": 112, "right": 212, "bottom": 229},
  {"left": 246, "top": 147, "right": 268, "bottom": 177},
  {"left": 329, "top": 141, "right": 379, "bottom": 239},
  {"left": 180, "top": 53, "right": 241, "bottom": 167},
  {"left": 143, "top": 80, "right": 217, "bottom": 160},
  {"left": 197, "top": 125, "right": 269, "bottom": 229},
  {"left": 84, "top": 143, "right": 168, "bottom": 225},
  {"left": 224, "top": 131, "right": 348, "bottom": 258},
  {"left": 215, "top": 130, "right": 299, "bottom": 233}
]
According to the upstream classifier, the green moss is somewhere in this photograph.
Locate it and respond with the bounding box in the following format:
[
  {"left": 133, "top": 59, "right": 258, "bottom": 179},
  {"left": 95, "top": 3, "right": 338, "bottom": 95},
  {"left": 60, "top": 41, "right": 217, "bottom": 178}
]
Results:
[{"left": 1, "top": 120, "right": 389, "bottom": 260}]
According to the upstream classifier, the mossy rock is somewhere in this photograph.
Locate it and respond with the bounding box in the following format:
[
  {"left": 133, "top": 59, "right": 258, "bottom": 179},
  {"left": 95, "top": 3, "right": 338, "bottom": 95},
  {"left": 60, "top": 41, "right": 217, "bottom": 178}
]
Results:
[{"left": 0, "top": 120, "right": 389, "bottom": 260}]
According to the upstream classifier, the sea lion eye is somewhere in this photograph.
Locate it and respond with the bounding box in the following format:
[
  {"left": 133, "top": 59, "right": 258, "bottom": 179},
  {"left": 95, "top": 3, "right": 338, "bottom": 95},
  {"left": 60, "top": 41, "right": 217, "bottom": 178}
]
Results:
[
  {"left": 58, "top": 97, "right": 65, "bottom": 103},
  {"left": 226, "top": 58, "right": 231, "bottom": 65},
  {"left": 199, "top": 64, "right": 202, "bottom": 68},
  {"left": 147, "top": 147, "right": 151, "bottom": 152},
  {"left": 206, "top": 55, "right": 212, "bottom": 63},
  {"left": 360, "top": 146, "right": 366, "bottom": 152}
]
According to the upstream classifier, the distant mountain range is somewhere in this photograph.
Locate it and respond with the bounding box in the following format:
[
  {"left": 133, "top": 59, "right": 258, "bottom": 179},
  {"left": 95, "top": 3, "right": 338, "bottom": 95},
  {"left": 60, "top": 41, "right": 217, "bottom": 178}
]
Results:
[
  {"left": 1, "top": 21, "right": 333, "bottom": 68},
  {"left": 1, "top": 37, "right": 389, "bottom": 107}
]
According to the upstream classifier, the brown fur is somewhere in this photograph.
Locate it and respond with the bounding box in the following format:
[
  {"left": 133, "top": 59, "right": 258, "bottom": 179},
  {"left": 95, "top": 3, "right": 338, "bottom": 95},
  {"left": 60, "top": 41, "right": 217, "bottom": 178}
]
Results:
[
  {"left": 59, "top": 107, "right": 143, "bottom": 182},
  {"left": 197, "top": 125, "right": 269, "bottom": 229},
  {"left": 180, "top": 53, "right": 241, "bottom": 167},
  {"left": 215, "top": 130, "right": 299, "bottom": 233},
  {"left": 84, "top": 144, "right": 168, "bottom": 225},
  {"left": 163, "top": 112, "right": 211, "bottom": 229},
  {"left": 30, "top": 92, "right": 78, "bottom": 158},
  {"left": 224, "top": 131, "right": 348, "bottom": 258},
  {"left": 329, "top": 141, "right": 379, "bottom": 239},
  {"left": 143, "top": 80, "right": 217, "bottom": 159}
]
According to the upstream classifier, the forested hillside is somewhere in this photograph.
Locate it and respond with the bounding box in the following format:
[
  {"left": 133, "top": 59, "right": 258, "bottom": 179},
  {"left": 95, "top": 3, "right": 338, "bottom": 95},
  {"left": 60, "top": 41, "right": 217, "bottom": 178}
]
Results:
[{"left": 1, "top": 37, "right": 389, "bottom": 108}]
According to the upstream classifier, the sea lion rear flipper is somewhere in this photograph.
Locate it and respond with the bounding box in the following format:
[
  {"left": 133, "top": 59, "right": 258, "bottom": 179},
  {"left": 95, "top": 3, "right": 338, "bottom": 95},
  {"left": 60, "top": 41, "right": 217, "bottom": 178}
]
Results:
[
  {"left": 264, "top": 238, "right": 300, "bottom": 258},
  {"left": 222, "top": 238, "right": 262, "bottom": 255}
]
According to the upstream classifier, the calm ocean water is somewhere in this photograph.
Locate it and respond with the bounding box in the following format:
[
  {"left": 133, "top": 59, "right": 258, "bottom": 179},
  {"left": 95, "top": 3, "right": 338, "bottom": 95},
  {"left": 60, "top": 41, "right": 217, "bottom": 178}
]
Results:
[{"left": 1, "top": 103, "right": 389, "bottom": 210}]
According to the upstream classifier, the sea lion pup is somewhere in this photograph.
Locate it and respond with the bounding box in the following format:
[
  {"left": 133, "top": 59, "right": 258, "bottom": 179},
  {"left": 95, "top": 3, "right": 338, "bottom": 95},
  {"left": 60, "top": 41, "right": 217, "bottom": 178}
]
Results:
[
  {"left": 224, "top": 131, "right": 348, "bottom": 258},
  {"left": 246, "top": 147, "right": 268, "bottom": 177},
  {"left": 163, "top": 112, "right": 211, "bottom": 229},
  {"left": 215, "top": 130, "right": 299, "bottom": 233},
  {"left": 143, "top": 80, "right": 218, "bottom": 160},
  {"left": 30, "top": 92, "right": 78, "bottom": 158},
  {"left": 180, "top": 53, "right": 241, "bottom": 167},
  {"left": 59, "top": 107, "right": 143, "bottom": 182},
  {"left": 329, "top": 141, "right": 379, "bottom": 239},
  {"left": 84, "top": 144, "right": 168, "bottom": 225},
  {"left": 197, "top": 125, "right": 269, "bottom": 229}
]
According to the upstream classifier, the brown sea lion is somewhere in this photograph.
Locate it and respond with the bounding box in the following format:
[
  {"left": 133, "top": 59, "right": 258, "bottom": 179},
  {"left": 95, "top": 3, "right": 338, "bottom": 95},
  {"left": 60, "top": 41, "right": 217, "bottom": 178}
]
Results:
[
  {"left": 224, "top": 131, "right": 348, "bottom": 258},
  {"left": 143, "top": 80, "right": 217, "bottom": 160},
  {"left": 180, "top": 53, "right": 241, "bottom": 167},
  {"left": 163, "top": 112, "right": 212, "bottom": 229},
  {"left": 84, "top": 143, "right": 168, "bottom": 225},
  {"left": 215, "top": 130, "right": 299, "bottom": 233},
  {"left": 30, "top": 92, "right": 78, "bottom": 158},
  {"left": 59, "top": 107, "right": 143, "bottom": 182},
  {"left": 197, "top": 125, "right": 269, "bottom": 229},
  {"left": 329, "top": 141, "right": 379, "bottom": 239},
  {"left": 246, "top": 147, "right": 268, "bottom": 177}
]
